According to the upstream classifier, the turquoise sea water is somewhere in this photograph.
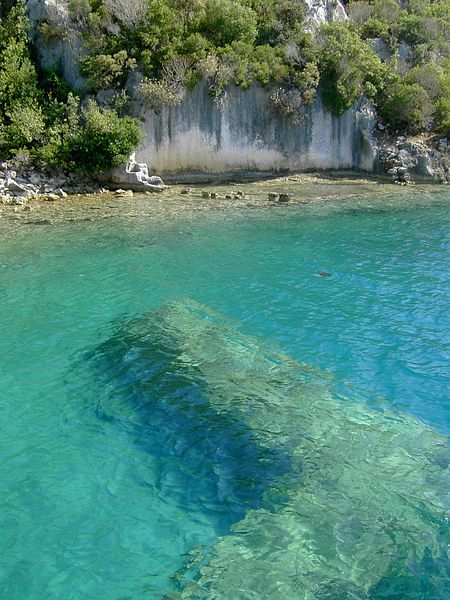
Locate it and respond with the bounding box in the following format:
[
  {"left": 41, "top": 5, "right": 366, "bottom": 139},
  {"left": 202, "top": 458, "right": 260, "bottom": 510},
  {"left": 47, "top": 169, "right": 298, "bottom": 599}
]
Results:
[{"left": 0, "top": 188, "right": 449, "bottom": 599}]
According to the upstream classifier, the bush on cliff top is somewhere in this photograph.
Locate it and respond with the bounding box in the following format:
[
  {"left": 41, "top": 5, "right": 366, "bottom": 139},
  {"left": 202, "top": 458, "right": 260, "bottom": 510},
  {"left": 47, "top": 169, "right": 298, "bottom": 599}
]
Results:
[{"left": 61, "top": 0, "right": 448, "bottom": 133}]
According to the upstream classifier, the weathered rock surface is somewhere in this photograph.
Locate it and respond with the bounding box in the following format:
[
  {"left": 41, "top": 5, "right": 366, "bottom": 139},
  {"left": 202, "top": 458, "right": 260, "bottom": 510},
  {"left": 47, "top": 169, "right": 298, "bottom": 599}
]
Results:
[
  {"left": 303, "top": 0, "right": 348, "bottom": 31},
  {"left": 378, "top": 137, "right": 449, "bottom": 183},
  {"left": 132, "top": 81, "right": 378, "bottom": 175},
  {"left": 27, "top": 0, "right": 87, "bottom": 91}
]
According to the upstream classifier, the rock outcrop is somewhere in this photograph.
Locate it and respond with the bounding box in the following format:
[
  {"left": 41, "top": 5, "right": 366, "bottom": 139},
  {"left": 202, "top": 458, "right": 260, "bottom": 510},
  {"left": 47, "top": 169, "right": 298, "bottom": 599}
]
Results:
[
  {"left": 27, "top": 0, "right": 86, "bottom": 91},
  {"left": 303, "top": 0, "right": 348, "bottom": 31},
  {"left": 378, "top": 137, "right": 449, "bottom": 183},
  {"left": 0, "top": 159, "right": 98, "bottom": 203},
  {"left": 0, "top": 155, "right": 167, "bottom": 203},
  {"left": 105, "top": 154, "right": 167, "bottom": 191}
]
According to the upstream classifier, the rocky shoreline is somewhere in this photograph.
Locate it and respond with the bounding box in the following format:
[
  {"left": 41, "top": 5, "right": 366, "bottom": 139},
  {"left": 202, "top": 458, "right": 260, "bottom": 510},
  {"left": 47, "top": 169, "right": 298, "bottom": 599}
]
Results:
[
  {"left": 0, "top": 135, "right": 448, "bottom": 206},
  {"left": 0, "top": 159, "right": 102, "bottom": 205},
  {"left": 0, "top": 154, "right": 167, "bottom": 205}
]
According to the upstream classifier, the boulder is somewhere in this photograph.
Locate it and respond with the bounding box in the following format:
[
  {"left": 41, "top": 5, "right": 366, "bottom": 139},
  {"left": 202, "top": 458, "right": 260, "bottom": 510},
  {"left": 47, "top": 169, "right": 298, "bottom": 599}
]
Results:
[
  {"left": 115, "top": 189, "right": 133, "bottom": 197},
  {"left": 106, "top": 153, "right": 167, "bottom": 192},
  {"left": 304, "top": 0, "right": 348, "bottom": 31},
  {"left": 6, "top": 179, "right": 36, "bottom": 196},
  {"left": 279, "top": 193, "right": 294, "bottom": 202}
]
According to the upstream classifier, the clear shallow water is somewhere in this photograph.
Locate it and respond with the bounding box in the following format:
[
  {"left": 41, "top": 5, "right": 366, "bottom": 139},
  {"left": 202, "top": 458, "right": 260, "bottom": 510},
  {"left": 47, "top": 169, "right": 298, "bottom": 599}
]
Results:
[{"left": 0, "top": 187, "right": 449, "bottom": 599}]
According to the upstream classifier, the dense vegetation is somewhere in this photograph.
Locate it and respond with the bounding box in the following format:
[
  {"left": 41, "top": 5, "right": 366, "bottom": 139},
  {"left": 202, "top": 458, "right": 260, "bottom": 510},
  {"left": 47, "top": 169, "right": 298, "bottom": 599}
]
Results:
[
  {"left": 0, "top": 0, "right": 449, "bottom": 173},
  {"left": 0, "top": 0, "right": 142, "bottom": 173}
]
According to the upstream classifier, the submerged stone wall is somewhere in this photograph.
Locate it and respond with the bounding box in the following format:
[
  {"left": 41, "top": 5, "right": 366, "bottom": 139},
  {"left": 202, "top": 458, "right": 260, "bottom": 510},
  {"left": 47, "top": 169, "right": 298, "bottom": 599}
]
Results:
[{"left": 132, "top": 82, "right": 377, "bottom": 176}]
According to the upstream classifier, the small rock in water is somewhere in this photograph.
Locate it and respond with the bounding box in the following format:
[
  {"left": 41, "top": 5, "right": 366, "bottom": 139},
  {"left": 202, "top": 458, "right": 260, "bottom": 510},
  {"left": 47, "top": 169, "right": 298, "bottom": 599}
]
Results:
[
  {"left": 225, "top": 194, "right": 232, "bottom": 199},
  {"left": 279, "top": 193, "right": 294, "bottom": 202},
  {"left": 180, "top": 188, "right": 191, "bottom": 195},
  {"left": 210, "top": 192, "right": 218, "bottom": 199},
  {"left": 202, "top": 191, "right": 211, "bottom": 199},
  {"left": 115, "top": 189, "right": 133, "bottom": 197},
  {"left": 268, "top": 192, "right": 279, "bottom": 201},
  {"left": 45, "top": 193, "right": 60, "bottom": 201}
]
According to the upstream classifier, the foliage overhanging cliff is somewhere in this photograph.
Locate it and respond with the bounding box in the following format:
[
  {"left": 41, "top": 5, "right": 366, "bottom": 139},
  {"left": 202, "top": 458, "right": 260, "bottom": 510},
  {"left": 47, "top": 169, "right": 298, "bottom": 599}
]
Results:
[{"left": 0, "top": 0, "right": 449, "bottom": 173}]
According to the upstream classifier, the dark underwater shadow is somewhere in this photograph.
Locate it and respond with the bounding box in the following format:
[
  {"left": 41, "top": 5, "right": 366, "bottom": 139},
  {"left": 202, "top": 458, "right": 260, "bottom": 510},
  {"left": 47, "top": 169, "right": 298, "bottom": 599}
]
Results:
[{"left": 82, "top": 312, "right": 296, "bottom": 536}]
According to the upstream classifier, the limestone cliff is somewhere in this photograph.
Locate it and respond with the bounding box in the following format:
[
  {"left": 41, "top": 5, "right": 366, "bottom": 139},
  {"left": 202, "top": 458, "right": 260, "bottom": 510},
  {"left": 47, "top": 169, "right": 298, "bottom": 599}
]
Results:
[{"left": 130, "top": 81, "right": 377, "bottom": 176}]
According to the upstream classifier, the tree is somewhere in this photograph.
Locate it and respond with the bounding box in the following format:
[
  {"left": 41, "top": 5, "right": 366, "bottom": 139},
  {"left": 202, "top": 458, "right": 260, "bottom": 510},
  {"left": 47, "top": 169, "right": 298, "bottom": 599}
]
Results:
[{"left": 0, "top": 0, "right": 43, "bottom": 152}]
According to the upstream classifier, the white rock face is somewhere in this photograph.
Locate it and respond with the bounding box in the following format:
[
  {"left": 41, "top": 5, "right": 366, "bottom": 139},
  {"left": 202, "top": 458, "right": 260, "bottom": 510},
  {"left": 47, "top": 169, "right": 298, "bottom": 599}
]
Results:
[
  {"left": 27, "top": 0, "right": 69, "bottom": 27},
  {"left": 303, "top": 0, "right": 348, "bottom": 31},
  {"left": 133, "top": 82, "right": 377, "bottom": 176},
  {"left": 27, "top": 0, "right": 86, "bottom": 91}
]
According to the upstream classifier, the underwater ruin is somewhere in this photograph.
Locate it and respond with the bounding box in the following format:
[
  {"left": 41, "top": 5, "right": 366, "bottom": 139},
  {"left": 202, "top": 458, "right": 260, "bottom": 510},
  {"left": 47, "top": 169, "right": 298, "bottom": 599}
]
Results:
[{"left": 90, "top": 299, "right": 449, "bottom": 599}]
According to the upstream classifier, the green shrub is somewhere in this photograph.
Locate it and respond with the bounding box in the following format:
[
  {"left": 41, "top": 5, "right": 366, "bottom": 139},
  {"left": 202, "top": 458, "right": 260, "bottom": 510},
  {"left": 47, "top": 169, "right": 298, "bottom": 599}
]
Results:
[
  {"left": 47, "top": 99, "right": 143, "bottom": 173},
  {"left": 251, "top": 45, "right": 289, "bottom": 86},
  {"left": 434, "top": 58, "right": 450, "bottom": 134},
  {"left": 251, "top": 0, "right": 306, "bottom": 44},
  {"left": 293, "top": 62, "right": 320, "bottom": 104},
  {"left": 80, "top": 51, "right": 137, "bottom": 90},
  {"left": 318, "top": 23, "right": 387, "bottom": 114},
  {"left": 181, "top": 33, "right": 212, "bottom": 62},
  {"left": 371, "top": 0, "right": 402, "bottom": 24},
  {"left": 405, "top": 64, "right": 443, "bottom": 100},
  {"left": 378, "top": 81, "right": 432, "bottom": 131},
  {"left": 359, "top": 18, "right": 391, "bottom": 41},
  {"left": 0, "top": 1, "right": 44, "bottom": 154},
  {"left": 3, "top": 104, "right": 45, "bottom": 148},
  {"left": 394, "top": 14, "right": 431, "bottom": 46},
  {"left": 198, "top": 0, "right": 258, "bottom": 47},
  {"left": 213, "top": 41, "right": 288, "bottom": 91},
  {"left": 0, "top": 39, "right": 40, "bottom": 111},
  {"left": 426, "top": 1, "right": 450, "bottom": 25}
]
